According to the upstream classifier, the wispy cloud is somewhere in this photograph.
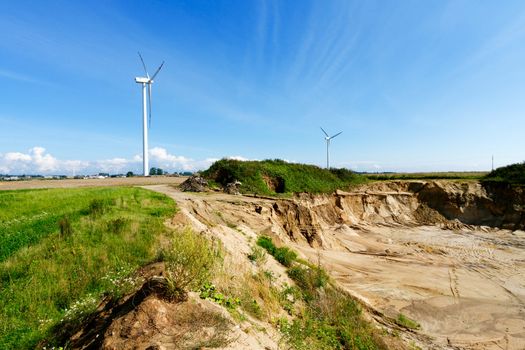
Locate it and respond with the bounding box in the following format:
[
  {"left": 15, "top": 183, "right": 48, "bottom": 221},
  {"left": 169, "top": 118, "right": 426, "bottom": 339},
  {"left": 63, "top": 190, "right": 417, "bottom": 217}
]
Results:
[{"left": 0, "top": 69, "right": 53, "bottom": 86}]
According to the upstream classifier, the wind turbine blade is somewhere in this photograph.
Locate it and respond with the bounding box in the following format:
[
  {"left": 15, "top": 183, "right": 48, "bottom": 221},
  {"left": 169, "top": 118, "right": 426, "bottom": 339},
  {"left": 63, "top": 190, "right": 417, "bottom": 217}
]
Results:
[
  {"left": 151, "top": 61, "right": 164, "bottom": 81},
  {"left": 320, "top": 127, "right": 329, "bottom": 137},
  {"left": 330, "top": 131, "right": 342, "bottom": 139},
  {"left": 138, "top": 52, "right": 149, "bottom": 78},
  {"left": 148, "top": 84, "right": 152, "bottom": 128}
]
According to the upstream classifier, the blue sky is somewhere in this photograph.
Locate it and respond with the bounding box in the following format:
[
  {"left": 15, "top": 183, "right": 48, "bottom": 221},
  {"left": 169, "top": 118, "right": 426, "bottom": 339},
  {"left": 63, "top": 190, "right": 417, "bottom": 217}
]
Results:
[{"left": 1, "top": 0, "right": 524, "bottom": 174}]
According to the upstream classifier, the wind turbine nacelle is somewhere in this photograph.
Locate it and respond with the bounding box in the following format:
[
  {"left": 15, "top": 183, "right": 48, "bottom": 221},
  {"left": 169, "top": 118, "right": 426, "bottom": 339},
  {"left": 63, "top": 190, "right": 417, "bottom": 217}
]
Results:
[{"left": 135, "top": 77, "right": 150, "bottom": 83}]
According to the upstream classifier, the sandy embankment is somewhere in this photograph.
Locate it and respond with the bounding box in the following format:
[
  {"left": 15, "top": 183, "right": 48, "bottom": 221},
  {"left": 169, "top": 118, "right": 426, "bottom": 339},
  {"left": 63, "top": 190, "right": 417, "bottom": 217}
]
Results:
[{"left": 147, "top": 181, "right": 525, "bottom": 350}]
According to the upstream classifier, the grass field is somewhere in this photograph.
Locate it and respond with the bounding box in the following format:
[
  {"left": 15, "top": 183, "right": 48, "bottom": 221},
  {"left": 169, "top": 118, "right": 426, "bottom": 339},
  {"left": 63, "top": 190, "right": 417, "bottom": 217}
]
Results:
[
  {"left": 364, "top": 171, "right": 487, "bottom": 181},
  {"left": 0, "top": 187, "right": 176, "bottom": 349}
]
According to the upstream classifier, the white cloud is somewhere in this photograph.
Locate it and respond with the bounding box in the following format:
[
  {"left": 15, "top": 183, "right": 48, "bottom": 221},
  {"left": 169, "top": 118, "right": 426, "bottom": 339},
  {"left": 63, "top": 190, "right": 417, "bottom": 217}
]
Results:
[
  {"left": 0, "top": 146, "right": 232, "bottom": 175},
  {"left": 1, "top": 147, "right": 63, "bottom": 173},
  {"left": 96, "top": 158, "right": 130, "bottom": 173},
  {"left": 4, "top": 152, "right": 32, "bottom": 162},
  {"left": 149, "top": 147, "right": 217, "bottom": 171},
  {"left": 150, "top": 147, "right": 190, "bottom": 163},
  {"left": 31, "top": 147, "right": 59, "bottom": 172},
  {"left": 227, "top": 155, "right": 250, "bottom": 161}
]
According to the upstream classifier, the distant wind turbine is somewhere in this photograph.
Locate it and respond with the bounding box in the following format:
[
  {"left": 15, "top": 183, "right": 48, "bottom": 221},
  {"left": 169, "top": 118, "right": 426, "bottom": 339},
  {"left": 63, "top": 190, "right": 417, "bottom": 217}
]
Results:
[
  {"left": 320, "top": 127, "right": 342, "bottom": 169},
  {"left": 135, "top": 52, "right": 164, "bottom": 176}
]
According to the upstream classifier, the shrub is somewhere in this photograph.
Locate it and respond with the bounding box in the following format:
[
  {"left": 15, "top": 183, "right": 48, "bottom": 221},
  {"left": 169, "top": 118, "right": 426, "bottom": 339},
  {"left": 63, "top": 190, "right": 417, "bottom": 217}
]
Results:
[
  {"left": 256, "top": 236, "right": 297, "bottom": 267},
  {"left": 274, "top": 247, "right": 297, "bottom": 267},
  {"left": 256, "top": 236, "right": 276, "bottom": 255},
  {"left": 287, "top": 265, "right": 328, "bottom": 301},
  {"left": 163, "top": 229, "right": 220, "bottom": 301},
  {"left": 483, "top": 161, "right": 525, "bottom": 185},
  {"left": 247, "top": 245, "right": 267, "bottom": 266}
]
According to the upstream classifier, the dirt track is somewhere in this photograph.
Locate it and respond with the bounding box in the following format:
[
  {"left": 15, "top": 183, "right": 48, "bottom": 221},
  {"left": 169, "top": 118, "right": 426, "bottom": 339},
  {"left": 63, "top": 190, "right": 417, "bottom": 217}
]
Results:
[{"left": 0, "top": 176, "right": 186, "bottom": 191}]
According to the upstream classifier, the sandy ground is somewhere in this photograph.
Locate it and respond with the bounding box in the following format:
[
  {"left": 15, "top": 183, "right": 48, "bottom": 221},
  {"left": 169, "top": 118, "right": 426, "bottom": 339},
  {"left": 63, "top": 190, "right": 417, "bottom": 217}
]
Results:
[
  {"left": 301, "top": 226, "right": 525, "bottom": 350},
  {"left": 148, "top": 185, "right": 525, "bottom": 350},
  {"left": 0, "top": 176, "right": 186, "bottom": 190}
]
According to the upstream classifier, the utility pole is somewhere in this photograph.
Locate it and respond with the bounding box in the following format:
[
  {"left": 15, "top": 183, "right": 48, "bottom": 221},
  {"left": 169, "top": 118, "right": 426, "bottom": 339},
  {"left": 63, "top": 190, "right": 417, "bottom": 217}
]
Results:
[{"left": 492, "top": 155, "right": 494, "bottom": 171}]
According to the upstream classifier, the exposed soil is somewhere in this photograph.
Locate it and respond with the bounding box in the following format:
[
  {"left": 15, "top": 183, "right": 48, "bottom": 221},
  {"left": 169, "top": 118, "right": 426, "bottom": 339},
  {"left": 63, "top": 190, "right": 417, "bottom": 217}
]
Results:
[
  {"left": 146, "top": 181, "right": 525, "bottom": 350},
  {"left": 59, "top": 262, "right": 280, "bottom": 350}
]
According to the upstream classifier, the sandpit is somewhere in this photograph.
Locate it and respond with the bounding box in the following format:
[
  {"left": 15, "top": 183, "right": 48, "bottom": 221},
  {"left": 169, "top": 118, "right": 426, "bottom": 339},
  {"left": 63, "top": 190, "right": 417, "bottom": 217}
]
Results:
[{"left": 147, "top": 182, "right": 525, "bottom": 349}]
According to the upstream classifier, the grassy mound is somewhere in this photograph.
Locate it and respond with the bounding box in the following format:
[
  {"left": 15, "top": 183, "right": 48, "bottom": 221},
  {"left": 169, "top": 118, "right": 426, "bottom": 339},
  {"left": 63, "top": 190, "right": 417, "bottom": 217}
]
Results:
[
  {"left": 201, "top": 159, "right": 366, "bottom": 195},
  {"left": 483, "top": 162, "right": 525, "bottom": 185},
  {"left": 0, "top": 187, "right": 176, "bottom": 349}
]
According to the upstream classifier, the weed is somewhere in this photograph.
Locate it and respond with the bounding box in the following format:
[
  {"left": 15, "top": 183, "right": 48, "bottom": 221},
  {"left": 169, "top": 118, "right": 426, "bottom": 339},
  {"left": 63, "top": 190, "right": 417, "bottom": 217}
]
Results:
[
  {"left": 274, "top": 246, "right": 297, "bottom": 267},
  {"left": 256, "top": 236, "right": 297, "bottom": 266},
  {"left": 162, "top": 229, "right": 221, "bottom": 301},
  {"left": 107, "top": 217, "right": 128, "bottom": 234},
  {"left": 287, "top": 265, "right": 328, "bottom": 301},
  {"left": 256, "top": 235, "right": 276, "bottom": 255},
  {"left": 282, "top": 288, "right": 385, "bottom": 350},
  {"left": 87, "top": 198, "right": 107, "bottom": 217},
  {"left": 263, "top": 270, "right": 275, "bottom": 282},
  {"left": 408, "top": 341, "right": 422, "bottom": 350},
  {"left": 279, "top": 284, "right": 302, "bottom": 315},
  {"left": 247, "top": 245, "right": 267, "bottom": 266},
  {"left": 199, "top": 283, "right": 240, "bottom": 309},
  {"left": 58, "top": 215, "right": 73, "bottom": 238},
  {"left": 395, "top": 313, "right": 420, "bottom": 330}
]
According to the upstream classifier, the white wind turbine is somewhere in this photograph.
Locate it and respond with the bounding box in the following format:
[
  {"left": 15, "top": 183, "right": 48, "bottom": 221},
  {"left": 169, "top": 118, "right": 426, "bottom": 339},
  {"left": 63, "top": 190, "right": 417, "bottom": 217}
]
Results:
[
  {"left": 320, "top": 127, "right": 342, "bottom": 169},
  {"left": 135, "top": 52, "right": 164, "bottom": 176}
]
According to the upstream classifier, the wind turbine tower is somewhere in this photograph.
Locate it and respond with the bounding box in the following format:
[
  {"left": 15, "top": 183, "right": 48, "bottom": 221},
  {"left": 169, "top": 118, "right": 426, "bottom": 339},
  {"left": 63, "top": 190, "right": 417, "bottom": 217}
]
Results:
[
  {"left": 135, "top": 52, "right": 164, "bottom": 176},
  {"left": 320, "top": 127, "right": 342, "bottom": 169}
]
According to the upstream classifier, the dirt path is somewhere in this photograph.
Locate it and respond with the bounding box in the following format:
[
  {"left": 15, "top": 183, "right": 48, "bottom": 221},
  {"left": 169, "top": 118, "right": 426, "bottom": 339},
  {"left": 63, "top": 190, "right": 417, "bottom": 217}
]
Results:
[
  {"left": 0, "top": 176, "right": 186, "bottom": 190},
  {"left": 146, "top": 184, "right": 525, "bottom": 350}
]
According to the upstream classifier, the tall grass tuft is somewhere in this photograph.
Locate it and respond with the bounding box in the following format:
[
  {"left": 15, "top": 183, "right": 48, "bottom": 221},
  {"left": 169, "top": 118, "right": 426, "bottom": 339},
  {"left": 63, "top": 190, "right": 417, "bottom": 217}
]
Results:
[
  {"left": 88, "top": 198, "right": 107, "bottom": 217},
  {"left": 162, "top": 229, "right": 222, "bottom": 301},
  {"left": 58, "top": 215, "right": 73, "bottom": 238}
]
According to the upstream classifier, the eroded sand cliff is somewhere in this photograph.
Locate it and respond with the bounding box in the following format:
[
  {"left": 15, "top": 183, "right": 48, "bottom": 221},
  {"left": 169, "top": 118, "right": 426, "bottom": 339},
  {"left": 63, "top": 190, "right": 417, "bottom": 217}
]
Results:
[{"left": 147, "top": 181, "right": 525, "bottom": 350}]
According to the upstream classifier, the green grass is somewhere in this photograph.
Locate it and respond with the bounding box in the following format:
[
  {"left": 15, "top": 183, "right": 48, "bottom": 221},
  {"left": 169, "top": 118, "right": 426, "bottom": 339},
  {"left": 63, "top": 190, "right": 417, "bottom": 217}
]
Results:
[
  {"left": 201, "top": 159, "right": 366, "bottom": 195},
  {"left": 0, "top": 187, "right": 176, "bottom": 349},
  {"left": 162, "top": 228, "right": 222, "bottom": 301},
  {"left": 258, "top": 235, "right": 386, "bottom": 350},
  {"left": 395, "top": 313, "right": 420, "bottom": 330},
  {"left": 256, "top": 235, "right": 298, "bottom": 267},
  {"left": 482, "top": 162, "right": 525, "bottom": 185}
]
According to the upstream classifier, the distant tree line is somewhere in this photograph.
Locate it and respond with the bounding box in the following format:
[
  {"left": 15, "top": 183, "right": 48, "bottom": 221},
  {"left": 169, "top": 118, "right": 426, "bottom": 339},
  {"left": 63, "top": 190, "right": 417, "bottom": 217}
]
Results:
[{"left": 149, "top": 167, "right": 164, "bottom": 175}]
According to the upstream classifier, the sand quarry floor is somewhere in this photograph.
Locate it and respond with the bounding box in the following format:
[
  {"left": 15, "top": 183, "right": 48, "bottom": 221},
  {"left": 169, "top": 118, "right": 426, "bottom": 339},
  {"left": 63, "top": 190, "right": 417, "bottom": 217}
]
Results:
[{"left": 148, "top": 185, "right": 525, "bottom": 350}]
